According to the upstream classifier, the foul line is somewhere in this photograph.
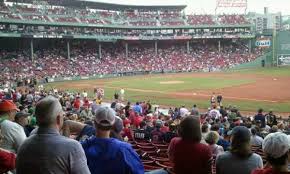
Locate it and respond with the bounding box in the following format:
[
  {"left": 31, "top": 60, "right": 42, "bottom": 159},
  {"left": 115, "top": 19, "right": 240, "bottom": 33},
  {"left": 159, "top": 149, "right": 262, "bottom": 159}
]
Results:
[{"left": 105, "top": 86, "right": 279, "bottom": 103}]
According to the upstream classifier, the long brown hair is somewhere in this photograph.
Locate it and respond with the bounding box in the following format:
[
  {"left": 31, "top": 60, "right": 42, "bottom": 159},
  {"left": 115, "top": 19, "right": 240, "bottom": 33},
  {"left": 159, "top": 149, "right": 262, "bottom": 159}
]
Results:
[{"left": 178, "top": 116, "right": 202, "bottom": 142}]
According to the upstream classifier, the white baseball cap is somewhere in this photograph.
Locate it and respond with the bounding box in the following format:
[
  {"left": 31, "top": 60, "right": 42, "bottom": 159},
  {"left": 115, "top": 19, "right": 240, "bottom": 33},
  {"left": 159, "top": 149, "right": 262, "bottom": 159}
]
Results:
[{"left": 263, "top": 132, "right": 290, "bottom": 158}]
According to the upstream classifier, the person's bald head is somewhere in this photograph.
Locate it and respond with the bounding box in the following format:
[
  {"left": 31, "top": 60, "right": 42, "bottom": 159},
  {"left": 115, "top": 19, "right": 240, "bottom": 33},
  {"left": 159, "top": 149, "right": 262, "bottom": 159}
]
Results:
[{"left": 35, "top": 96, "right": 63, "bottom": 129}]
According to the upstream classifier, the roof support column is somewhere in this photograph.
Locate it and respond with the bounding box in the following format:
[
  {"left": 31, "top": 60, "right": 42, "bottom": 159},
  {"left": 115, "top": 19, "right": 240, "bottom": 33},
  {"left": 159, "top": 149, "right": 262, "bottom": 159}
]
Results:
[
  {"left": 98, "top": 43, "right": 102, "bottom": 59},
  {"left": 125, "top": 42, "right": 128, "bottom": 59},
  {"left": 155, "top": 40, "right": 158, "bottom": 56},
  {"left": 187, "top": 41, "right": 190, "bottom": 54},
  {"left": 30, "top": 39, "right": 34, "bottom": 62},
  {"left": 67, "top": 40, "right": 70, "bottom": 60},
  {"left": 248, "top": 39, "right": 252, "bottom": 53}
]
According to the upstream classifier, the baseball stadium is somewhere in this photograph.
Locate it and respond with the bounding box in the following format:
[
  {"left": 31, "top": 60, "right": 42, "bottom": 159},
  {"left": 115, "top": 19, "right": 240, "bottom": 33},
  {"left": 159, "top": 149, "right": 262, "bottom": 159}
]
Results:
[
  {"left": 1, "top": 0, "right": 289, "bottom": 114},
  {"left": 1, "top": 0, "right": 290, "bottom": 173}
]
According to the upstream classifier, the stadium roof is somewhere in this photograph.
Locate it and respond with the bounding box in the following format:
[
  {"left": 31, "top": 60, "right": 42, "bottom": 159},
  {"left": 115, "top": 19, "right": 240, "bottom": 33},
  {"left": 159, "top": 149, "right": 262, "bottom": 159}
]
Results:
[{"left": 61, "top": 0, "right": 187, "bottom": 10}]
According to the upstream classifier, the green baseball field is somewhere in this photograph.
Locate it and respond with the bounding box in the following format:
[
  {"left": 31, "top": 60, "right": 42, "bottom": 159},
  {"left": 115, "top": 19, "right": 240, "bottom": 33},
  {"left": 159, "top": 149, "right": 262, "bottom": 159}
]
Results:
[{"left": 45, "top": 67, "right": 290, "bottom": 115}]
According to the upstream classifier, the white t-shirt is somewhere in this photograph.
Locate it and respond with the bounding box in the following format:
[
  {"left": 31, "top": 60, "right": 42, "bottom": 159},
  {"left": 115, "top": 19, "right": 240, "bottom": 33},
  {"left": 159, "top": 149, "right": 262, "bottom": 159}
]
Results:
[
  {"left": 209, "top": 109, "right": 221, "bottom": 119},
  {"left": 82, "top": 92, "right": 88, "bottom": 98},
  {"left": 0, "top": 120, "right": 27, "bottom": 153},
  {"left": 26, "top": 94, "right": 34, "bottom": 103},
  {"left": 180, "top": 107, "right": 189, "bottom": 117},
  {"left": 251, "top": 135, "right": 264, "bottom": 146}
]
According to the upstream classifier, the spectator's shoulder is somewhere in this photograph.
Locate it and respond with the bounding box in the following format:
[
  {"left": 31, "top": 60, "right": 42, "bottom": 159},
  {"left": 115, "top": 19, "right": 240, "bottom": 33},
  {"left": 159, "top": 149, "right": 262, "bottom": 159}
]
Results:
[
  {"left": 1, "top": 120, "right": 19, "bottom": 128},
  {"left": 80, "top": 136, "right": 96, "bottom": 148},
  {"left": 61, "top": 136, "right": 83, "bottom": 150},
  {"left": 113, "top": 139, "right": 133, "bottom": 149},
  {"left": 252, "top": 153, "right": 263, "bottom": 160},
  {"left": 198, "top": 142, "right": 212, "bottom": 152},
  {"left": 171, "top": 137, "right": 181, "bottom": 143},
  {"left": 1, "top": 120, "right": 23, "bottom": 132},
  {"left": 216, "top": 151, "right": 231, "bottom": 161}
]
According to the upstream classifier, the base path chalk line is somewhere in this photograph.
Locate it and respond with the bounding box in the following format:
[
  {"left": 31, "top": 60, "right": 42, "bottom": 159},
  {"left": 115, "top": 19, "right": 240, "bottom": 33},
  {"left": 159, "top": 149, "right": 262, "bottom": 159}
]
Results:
[{"left": 105, "top": 86, "right": 279, "bottom": 103}]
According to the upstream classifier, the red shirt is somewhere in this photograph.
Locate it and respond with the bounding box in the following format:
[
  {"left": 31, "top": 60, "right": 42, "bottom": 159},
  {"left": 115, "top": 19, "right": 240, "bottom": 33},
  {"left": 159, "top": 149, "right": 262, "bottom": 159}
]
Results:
[
  {"left": 12, "top": 93, "right": 17, "bottom": 101},
  {"left": 252, "top": 168, "right": 290, "bottom": 174},
  {"left": 83, "top": 99, "right": 90, "bottom": 107},
  {"left": 73, "top": 99, "right": 81, "bottom": 109},
  {"left": 133, "top": 115, "right": 143, "bottom": 128},
  {"left": 0, "top": 149, "right": 16, "bottom": 173},
  {"left": 160, "top": 126, "right": 169, "bottom": 133},
  {"left": 168, "top": 137, "right": 212, "bottom": 174},
  {"left": 122, "top": 128, "right": 133, "bottom": 140}
]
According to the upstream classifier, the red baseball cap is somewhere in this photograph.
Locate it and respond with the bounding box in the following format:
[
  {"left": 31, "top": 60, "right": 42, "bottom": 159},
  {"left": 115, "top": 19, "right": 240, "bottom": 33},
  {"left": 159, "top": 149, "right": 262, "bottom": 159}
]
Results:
[{"left": 0, "top": 100, "right": 20, "bottom": 112}]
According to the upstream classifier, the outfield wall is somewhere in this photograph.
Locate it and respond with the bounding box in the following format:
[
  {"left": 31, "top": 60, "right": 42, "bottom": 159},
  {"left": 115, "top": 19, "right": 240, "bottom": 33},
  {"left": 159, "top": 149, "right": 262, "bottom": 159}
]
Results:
[{"left": 276, "top": 31, "right": 290, "bottom": 66}]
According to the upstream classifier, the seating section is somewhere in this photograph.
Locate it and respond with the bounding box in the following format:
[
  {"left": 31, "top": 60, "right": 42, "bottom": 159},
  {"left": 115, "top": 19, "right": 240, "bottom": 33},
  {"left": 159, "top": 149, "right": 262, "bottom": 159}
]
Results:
[
  {"left": 0, "top": 3, "right": 250, "bottom": 26},
  {"left": 22, "top": 15, "right": 50, "bottom": 22},
  {"left": 129, "top": 140, "right": 173, "bottom": 172},
  {"left": 160, "top": 21, "right": 185, "bottom": 26},
  {"left": 187, "top": 15, "right": 215, "bottom": 25},
  {"left": 47, "top": 8, "right": 66, "bottom": 15},
  {"left": 218, "top": 15, "right": 249, "bottom": 25},
  {"left": 15, "top": 5, "right": 40, "bottom": 14},
  {"left": 0, "top": 43, "right": 263, "bottom": 83},
  {"left": 53, "top": 16, "right": 78, "bottom": 23},
  {"left": 160, "top": 11, "right": 181, "bottom": 19},
  {"left": 80, "top": 18, "right": 105, "bottom": 25},
  {"left": 129, "top": 21, "right": 157, "bottom": 26}
]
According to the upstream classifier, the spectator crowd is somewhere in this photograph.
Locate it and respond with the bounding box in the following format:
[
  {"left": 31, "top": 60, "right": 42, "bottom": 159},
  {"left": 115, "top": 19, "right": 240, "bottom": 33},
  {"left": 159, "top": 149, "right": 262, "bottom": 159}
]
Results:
[
  {"left": 1, "top": 84, "right": 290, "bottom": 174},
  {"left": 0, "top": 2, "right": 250, "bottom": 27},
  {"left": 0, "top": 42, "right": 263, "bottom": 87}
]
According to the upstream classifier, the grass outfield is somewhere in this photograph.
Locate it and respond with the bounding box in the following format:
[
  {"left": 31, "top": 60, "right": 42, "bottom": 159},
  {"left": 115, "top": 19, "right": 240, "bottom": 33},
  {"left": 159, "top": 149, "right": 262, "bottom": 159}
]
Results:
[
  {"left": 45, "top": 67, "right": 290, "bottom": 114},
  {"left": 227, "top": 67, "right": 290, "bottom": 77}
]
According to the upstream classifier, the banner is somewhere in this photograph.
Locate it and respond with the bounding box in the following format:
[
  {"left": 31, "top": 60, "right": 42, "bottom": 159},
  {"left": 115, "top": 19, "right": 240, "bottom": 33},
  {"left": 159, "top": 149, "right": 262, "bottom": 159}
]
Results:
[
  {"left": 63, "top": 77, "right": 72, "bottom": 81},
  {"left": 216, "top": 0, "right": 247, "bottom": 8},
  {"left": 256, "top": 40, "right": 271, "bottom": 47}
]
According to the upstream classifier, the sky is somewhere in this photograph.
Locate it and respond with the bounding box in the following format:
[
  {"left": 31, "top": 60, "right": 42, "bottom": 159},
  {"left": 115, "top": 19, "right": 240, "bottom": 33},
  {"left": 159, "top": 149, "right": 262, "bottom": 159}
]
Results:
[{"left": 97, "top": 0, "right": 290, "bottom": 15}]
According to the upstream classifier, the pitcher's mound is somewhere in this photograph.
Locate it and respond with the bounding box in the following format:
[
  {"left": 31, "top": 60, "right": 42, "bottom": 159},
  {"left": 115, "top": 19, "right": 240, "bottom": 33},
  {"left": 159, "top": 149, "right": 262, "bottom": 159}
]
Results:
[{"left": 159, "top": 81, "right": 184, "bottom": 84}]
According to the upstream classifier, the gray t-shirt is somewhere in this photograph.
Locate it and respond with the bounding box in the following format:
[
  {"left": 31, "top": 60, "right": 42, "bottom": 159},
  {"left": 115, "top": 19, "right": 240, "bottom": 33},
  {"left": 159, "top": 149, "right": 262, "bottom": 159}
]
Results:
[
  {"left": 17, "top": 128, "right": 90, "bottom": 174},
  {"left": 216, "top": 151, "right": 263, "bottom": 174}
]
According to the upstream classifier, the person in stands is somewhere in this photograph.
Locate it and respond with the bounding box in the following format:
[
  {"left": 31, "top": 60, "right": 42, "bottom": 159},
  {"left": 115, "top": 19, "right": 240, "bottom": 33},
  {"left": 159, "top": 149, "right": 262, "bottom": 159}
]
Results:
[
  {"left": 80, "top": 104, "right": 93, "bottom": 121},
  {"left": 168, "top": 116, "right": 212, "bottom": 174},
  {"left": 151, "top": 120, "right": 165, "bottom": 143},
  {"left": 250, "top": 127, "right": 264, "bottom": 147},
  {"left": 134, "top": 121, "right": 149, "bottom": 141},
  {"left": 252, "top": 132, "right": 290, "bottom": 174},
  {"left": 16, "top": 96, "right": 90, "bottom": 174},
  {"left": 0, "top": 124, "right": 16, "bottom": 173},
  {"left": 14, "top": 112, "right": 31, "bottom": 137},
  {"left": 81, "top": 106, "right": 144, "bottom": 174},
  {"left": 133, "top": 102, "right": 142, "bottom": 115},
  {"left": 0, "top": 100, "right": 26, "bottom": 153},
  {"left": 205, "top": 131, "right": 224, "bottom": 157},
  {"left": 0, "top": 147, "right": 16, "bottom": 173},
  {"left": 255, "top": 109, "right": 266, "bottom": 128},
  {"left": 216, "top": 126, "right": 263, "bottom": 174}
]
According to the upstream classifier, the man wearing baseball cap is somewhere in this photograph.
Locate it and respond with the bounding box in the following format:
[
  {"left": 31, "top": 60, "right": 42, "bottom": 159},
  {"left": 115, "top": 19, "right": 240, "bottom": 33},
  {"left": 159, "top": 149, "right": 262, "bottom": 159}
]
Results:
[
  {"left": 0, "top": 100, "right": 26, "bottom": 153},
  {"left": 252, "top": 132, "right": 290, "bottom": 174},
  {"left": 81, "top": 106, "right": 144, "bottom": 174},
  {"left": 14, "top": 112, "right": 32, "bottom": 137}
]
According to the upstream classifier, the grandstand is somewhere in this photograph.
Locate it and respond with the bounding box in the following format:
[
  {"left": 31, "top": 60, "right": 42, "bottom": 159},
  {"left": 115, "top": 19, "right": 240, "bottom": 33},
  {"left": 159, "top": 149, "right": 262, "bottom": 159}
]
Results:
[
  {"left": 0, "top": 0, "right": 260, "bottom": 84},
  {"left": 1, "top": 1, "right": 290, "bottom": 174}
]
